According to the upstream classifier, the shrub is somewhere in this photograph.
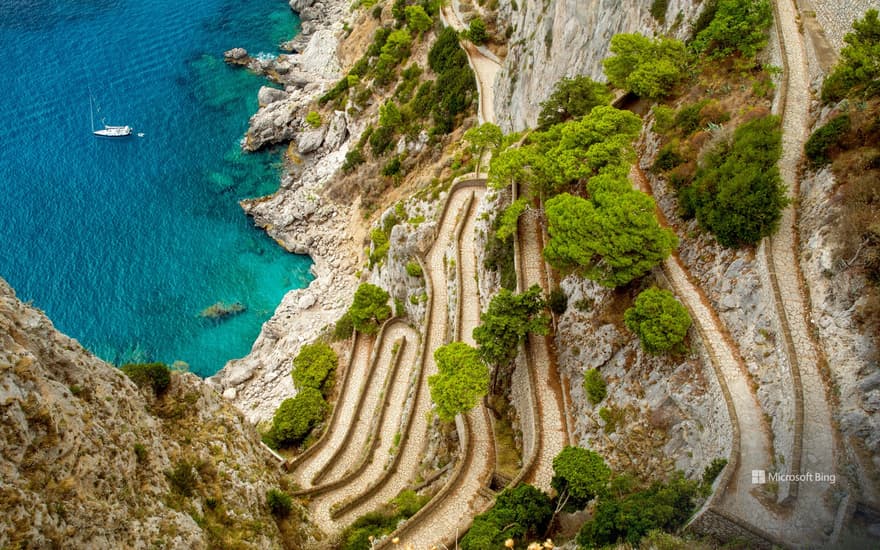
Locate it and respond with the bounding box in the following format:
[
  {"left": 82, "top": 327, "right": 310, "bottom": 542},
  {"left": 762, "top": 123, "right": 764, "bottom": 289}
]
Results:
[
  {"left": 410, "top": 80, "right": 435, "bottom": 119},
  {"left": 292, "top": 342, "right": 338, "bottom": 394},
  {"left": 405, "top": 260, "right": 423, "bottom": 277},
  {"left": 369, "top": 227, "right": 390, "bottom": 267},
  {"left": 121, "top": 362, "right": 171, "bottom": 396},
  {"left": 691, "top": 0, "right": 719, "bottom": 38},
  {"left": 166, "top": 461, "right": 197, "bottom": 497},
  {"left": 495, "top": 197, "right": 528, "bottom": 242},
  {"left": 263, "top": 387, "right": 327, "bottom": 449},
  {"left": 484, "top": 221, "right": 517, "bottom": 290},
  {"left": 340, "top": 510, "right": 399, "bottom": 550},
  {"left": 583, "top": 369, "right": 607, "bottom": 405},
  {"left": 468, "top": 17, "right": 488, "bottom": 44},
  {"left": 603, "top": 33, "right": 691, "bottom": 99},
  {"left": 267, "top": 489, "right": 293, "bottom": 517},
  {"left": 433, "top": 65, "right": 476, "bottom": 133},
  {"left": 544, "top": 188, "right": 677, "bottom": 287},
  {"left": 651, "top": 0, "right": 669, "bottom": 22},
  {"left": 548, "top": 287, "right": 568, "bottom": 315},
  {"left": 382, "top": 155, "right": 402, "bottom": 176},
  {"left": 674, "top": 99, "right": 710, "bottom": 135},
  {"left": 133, "top": 443, "right": 148, "bottom": 463},
  {"left": 822, "top": 10, "right": 880, "bottom": 102},
  {"left": 577, "top": 473, "right": 702, "bottom": 546},
  {"left": 428, "top": 27, "right": 476, "bottom": 133},
  {"left": 474, "top": 285, "right": 549, "bottom": 367},
  {"left": 318, "top": 77, "right": 350, "bottom": 106},
  {"left": 490, "top": 106, "right": 642, "bottom": 197},
  {"left": 460, "top": 484, "right": 553, "bottom": 550},
  {"left": 429, "top": 27, "right": 468, "bottom": 73},
  {"left": 463, "top": 122, "right": 503, "bottom": 156},
  {"left": 702, "top": 457, "right": 728, "bottom": 485},
  {"left": 690, "top": 115, "right": 789, "bottom": 246},
  {"left": 653, "top": 141, "right": 685, "bottom": 172},
  {"left": 333, "top": 313, "right": 354, "bottom": 341},
  {"left": 405, "top": 4, "right": 433, "bottom": 34},
  {"left": 305, "top": 111, "right": 322, "bottom": 128},
  {"left": 691, "top": 0, "right": 773, "bottom": 59},
  {"left": 342, "top": 147, "right": 365, "bottom": 173},
  {"left": 348, "top": 283, "right": 392, "bottom": 335},
  {"left": 804, "top": 114, "right": 851, "bottom": 167},
  {"left": 429, "top": 342, "right": 490, "bottom": 422},
  {"left": 652, "top": 105, "right": 675, "bottom": 134},
  {"left": 391, "top": 0, "right": 407, "bottom": 23},
  {"left": 392, "top": 489, "right": 428, "bottom": 517},
  {"left": 369, "top": 125, "right": 395, "bottom": 156},
  {"left": 372, "top": 4, "right": 383, "bottom": 19},
  {"left": 552, "top": 446, "right": 611, "bottom": 510},
  {"left": 537, "top": 75, "right": 612, "bottom": 130},
  {"left": 624, "top": 288, "right": 692, "bottom": 354}
]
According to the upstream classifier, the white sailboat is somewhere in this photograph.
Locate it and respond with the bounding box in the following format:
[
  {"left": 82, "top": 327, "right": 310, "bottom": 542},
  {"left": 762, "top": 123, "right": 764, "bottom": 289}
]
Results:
[{"left": 90, "top": 95, "right": 132, "bottom": 137}]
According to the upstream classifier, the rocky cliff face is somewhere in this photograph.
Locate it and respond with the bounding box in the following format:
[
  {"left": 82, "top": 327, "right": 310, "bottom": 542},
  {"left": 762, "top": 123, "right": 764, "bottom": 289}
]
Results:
[
  {"left": 492, "top": 0, "right": 703, "bottom": 131},
  {"left": 555, "top": 274, "right": 731, "bottom": 479},
  {"left": 209, "top": 0, "right": 363, "bottom": 422},
  {"left": 0, "top": 279, "right": 309, "bottom": 549}
]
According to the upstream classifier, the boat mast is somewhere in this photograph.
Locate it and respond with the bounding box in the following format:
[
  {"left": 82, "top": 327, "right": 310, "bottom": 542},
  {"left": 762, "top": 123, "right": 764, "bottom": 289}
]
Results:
[{"left": 89, "top": 94, "right": 95, "bottom": 133}]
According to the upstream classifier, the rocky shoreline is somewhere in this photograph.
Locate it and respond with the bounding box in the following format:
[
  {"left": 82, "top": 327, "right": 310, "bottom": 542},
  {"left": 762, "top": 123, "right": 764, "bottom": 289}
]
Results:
[{"left": 208, "top": 0, "right": 364, "bottom": 423}]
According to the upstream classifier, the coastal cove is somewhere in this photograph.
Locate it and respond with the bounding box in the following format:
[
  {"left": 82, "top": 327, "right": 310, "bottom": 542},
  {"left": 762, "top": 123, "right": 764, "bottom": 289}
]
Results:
[{"left": 0, "top": 0, "right": 311, "bottom": 377}]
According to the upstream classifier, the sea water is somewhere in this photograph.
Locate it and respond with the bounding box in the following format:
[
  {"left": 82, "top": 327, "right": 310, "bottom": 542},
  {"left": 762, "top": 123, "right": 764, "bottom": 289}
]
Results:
[{"left": 0, "top": 0, "right": 311, "bottom": 377}]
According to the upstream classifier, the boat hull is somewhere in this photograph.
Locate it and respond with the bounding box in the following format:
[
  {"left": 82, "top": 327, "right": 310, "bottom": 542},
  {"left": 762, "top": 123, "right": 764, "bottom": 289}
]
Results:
[{"left": 94, "top": 125, "right": 132, "bottom": 137}]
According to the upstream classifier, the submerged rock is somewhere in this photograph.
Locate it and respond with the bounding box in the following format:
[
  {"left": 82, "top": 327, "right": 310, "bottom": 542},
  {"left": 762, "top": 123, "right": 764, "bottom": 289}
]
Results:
[
  {"left": 200, "top": 301, "right": 247, "bottom": 320},
  {"left": 223, "top": 47, "right": 249, "bottom": 66}
]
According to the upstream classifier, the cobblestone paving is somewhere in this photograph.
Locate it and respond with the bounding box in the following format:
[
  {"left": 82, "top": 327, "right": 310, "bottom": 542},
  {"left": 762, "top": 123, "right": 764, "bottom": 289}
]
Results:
[
  {"left": 290, "top": 335, "right": 373, "bottom": 489},
  {"left": 320, "top": 323, "right": 414, "bottom": 484},
  {"left": 756, "top": 0, "right": 838, "bottom": 542},
  {"left": 307, "top": 321, "right": 419, "bottom": 531},
  {"left": 519, "top": 208, "right": 568, "bottom": 491},
  {"left": 391, "top": 188, "right": 494, "bottom": 548}
]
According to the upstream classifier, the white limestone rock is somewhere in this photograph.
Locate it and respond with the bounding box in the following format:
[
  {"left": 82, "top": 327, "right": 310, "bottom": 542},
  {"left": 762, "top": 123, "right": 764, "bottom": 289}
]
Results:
[{"left": 257, "top": 86, "right": 288, "bottom": 107}]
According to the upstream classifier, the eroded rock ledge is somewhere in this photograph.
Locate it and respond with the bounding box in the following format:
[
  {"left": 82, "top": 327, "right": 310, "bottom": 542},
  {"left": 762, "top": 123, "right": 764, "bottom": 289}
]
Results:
[{"left": 209, "top": 0, "right": 363, "bottom": 423}]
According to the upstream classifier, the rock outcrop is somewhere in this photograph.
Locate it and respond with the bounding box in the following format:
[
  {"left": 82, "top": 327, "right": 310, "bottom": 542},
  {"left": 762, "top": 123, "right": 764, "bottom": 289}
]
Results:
[
  {"left": 555, "top": 274, "right": 731, "bottom": 479},
  {"left": 0, "top": 279, "right": 310, "bottom": 548},
  {"left": 210, "top": 0, "right": 365, "bottom": 422},
  {"left": 492, "top": 0, "right": 703, "bottom": 131},
  {"left": 799, "top": 150, "right": 880, "bottom": 500}
]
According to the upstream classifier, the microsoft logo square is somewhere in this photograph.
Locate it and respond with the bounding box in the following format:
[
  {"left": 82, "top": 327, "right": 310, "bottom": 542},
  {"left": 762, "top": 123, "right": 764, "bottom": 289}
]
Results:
[{"left": 752, "top": 470, "right": 766, "bottom": 484}]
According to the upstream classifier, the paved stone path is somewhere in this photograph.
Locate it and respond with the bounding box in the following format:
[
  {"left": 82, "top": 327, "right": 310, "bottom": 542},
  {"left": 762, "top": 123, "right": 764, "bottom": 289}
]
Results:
[
  {"left": 518, "top": 208, "right": 568, "bottom": 491},
  {"left": 319, "top": 322, "right": 414, "bottom": 485},
  {"left": 635, "top": 1, "right": 842, "bottom": 542},
  {"left": 306, "top": 321, "right": 419, "bottom": 531},
  {"left": 757, "top": 0, "right": 838, "bottom": 542},
  {"left": 630, "top": 166, "right": 776, "bottom": 528},
  {"left": 289, "top": 334, "right": 374, "bottom": 489},
  {"left": 439, "top": 2, "right": 501, "bottom": 125},
  {"left": 386, "top": 187, "right": 496, "bottom": 549}
]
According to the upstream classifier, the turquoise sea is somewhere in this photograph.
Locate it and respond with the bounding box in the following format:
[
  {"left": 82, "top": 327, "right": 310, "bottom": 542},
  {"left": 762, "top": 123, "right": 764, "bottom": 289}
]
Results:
[{"left": 0, "top": 0, "right": 311, "bottom": 376}]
